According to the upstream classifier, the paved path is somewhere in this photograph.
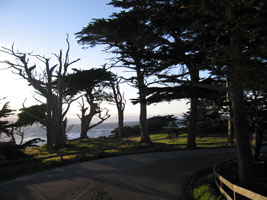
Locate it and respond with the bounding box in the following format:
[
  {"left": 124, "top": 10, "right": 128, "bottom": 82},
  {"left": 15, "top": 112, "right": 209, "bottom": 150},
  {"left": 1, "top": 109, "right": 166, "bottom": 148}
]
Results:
[{"left": 0, "top": 148, "right": 240, "bottom": 200}]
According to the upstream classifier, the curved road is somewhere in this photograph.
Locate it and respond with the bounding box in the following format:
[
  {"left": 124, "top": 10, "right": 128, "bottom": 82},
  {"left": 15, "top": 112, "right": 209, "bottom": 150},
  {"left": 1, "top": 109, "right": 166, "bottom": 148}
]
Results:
[{"left": 0, "top": 148, "right": 242, "bottom": 200}]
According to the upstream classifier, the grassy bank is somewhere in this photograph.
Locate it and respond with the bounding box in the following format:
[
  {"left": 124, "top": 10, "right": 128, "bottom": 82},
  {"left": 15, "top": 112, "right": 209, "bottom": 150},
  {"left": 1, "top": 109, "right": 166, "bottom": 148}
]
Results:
[
  {"left": 0, "top": 133, "right": 231, "bottom": 182},
  {"left": 183, "top": 170, "right": 224, "bottom": 200},
  {"left": 184, "top": 153, "right": 267, "bottom": 199}
]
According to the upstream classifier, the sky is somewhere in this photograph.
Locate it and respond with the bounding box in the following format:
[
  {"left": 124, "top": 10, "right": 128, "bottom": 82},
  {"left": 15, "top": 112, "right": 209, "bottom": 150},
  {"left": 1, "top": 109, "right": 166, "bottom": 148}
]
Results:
[{"left": 0, "top": 0, "right": 189, "bottom": 122}]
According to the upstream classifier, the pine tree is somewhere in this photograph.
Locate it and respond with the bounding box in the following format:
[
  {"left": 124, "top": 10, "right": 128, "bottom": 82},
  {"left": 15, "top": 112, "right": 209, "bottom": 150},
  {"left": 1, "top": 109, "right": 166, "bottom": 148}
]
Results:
[
  {"left": 76, "top": 9, "right": 165, "bottom": 144},
  {"left": 66, "top": 68, "right": 112, "bottom": 139}
]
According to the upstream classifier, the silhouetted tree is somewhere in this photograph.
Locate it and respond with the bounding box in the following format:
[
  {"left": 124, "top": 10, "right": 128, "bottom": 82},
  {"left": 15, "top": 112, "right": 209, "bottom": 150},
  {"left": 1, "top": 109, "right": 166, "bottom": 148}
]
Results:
[
  {"left": 110, "top": 0, "right": 267, "bottom": 187},
  {"left": 109, "top": 74, "right": 126, "bottom": 139},
  {"left": 1, "top": 36, "right": 80, "bottom": 151},
  {"left": 187, "top": 0, "right": 267, "bottom": 187},
  {"left": 0, "top": 100, "right": 36, "bottom": 145},
  {"left": 0, "top": 101, "right": 45, "bottom": 157},
  {"left": 66, "top": 68, "right": 112, "bottom": 138},
  {"left": 246, "top": 90, "right": 267, "bottom": 162},
  {"left": 11, "top": 104, "right": 46, "bottom": 145},
  {"left": 109, "top": 0, "right": 227, "bottom": 149},
  {"left": 16, "top": 104, "right": 46, "bottom": 127},
  {"left": 0, "top": 99, "right": 14, "bottom": 139},
  {"left": 147, "top": 0, "right": 267, "bottom": 187},
  {"left": 76, "top": 10, "right": 166, "bottom": 144}
]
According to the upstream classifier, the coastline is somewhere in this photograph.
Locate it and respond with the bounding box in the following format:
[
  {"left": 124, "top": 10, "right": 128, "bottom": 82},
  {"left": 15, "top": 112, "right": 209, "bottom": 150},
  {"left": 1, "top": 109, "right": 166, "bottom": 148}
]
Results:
[{"left": 0, "top": 121, "right": 139, "bottom": 145}]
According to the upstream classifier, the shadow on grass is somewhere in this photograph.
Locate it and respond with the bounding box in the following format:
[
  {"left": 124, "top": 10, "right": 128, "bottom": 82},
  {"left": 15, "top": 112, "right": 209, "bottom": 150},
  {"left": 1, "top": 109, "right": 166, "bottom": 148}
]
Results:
[{"left": 0, "top": 135, "right": 234, "bottom": 183}]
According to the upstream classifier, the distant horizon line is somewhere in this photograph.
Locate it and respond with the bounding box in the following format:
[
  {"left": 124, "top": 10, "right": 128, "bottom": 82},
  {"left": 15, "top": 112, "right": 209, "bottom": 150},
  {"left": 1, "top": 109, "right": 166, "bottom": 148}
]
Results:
[{"left": 7, "top": 113, "right": 183, "bottom": 124}]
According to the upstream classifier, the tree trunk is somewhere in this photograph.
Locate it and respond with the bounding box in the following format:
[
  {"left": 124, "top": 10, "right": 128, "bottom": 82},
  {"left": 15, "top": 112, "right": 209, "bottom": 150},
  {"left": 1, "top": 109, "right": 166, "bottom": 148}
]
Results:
[
  {"left": 230, "top": 80, "right": 255, "bottom": 188},
  {"left": 136, "top": 66, "right": 151, "bottom": 144},
  {"left": 226, "top": 81, "right": 234, "bottom": 146},
  {"left": 251, "top": 121, "right": 264, "bottom": 162},
  {"left": 53, "top": 122, "right": 66, "bottom": 149},
  {"left": 10, "top": 125, "right": 16, "bottom": 145},
  {"left": 227, "top": 111, "right": 234, "bottom": 146},
  {"left": 46, "top": 96, "right": 54, "bottom": 151},
  {"left": 229, "top": 33, "right": 255, "bottom": 188},
  {"left": 80, "top": 119, "right": 89, "bottom": 139},
  {"left": 187, "top": 97, "right": 198, "bottom": 148},
  {"left": 118, "top": 109, "right": 124, "bottom": 138},
  {"left": 186, "top": 65, "right": 199, "bottom": 148},
  {"left": 80, "top": 107, "right": 95, "bottom": 139},
  {"left": 80, "top": 114, "right": 94, "bottom": 139},
  {"left": 52, "top": 119, "right": 66, "bottom": 149},
  {"left": 110, "top": 77, "right": 125, "bottom": 140},
  {"left": 139, "top": 99, "right": 151, "bottom": 144},
  {"left": 46, "top": 125, "right": 53, "bottom": 151},
  {"left": 46, "top": 101, "right": 67, "bottom": 150},
  {"left": 51, "top": 97, "right": 66, "bottom": 149}
]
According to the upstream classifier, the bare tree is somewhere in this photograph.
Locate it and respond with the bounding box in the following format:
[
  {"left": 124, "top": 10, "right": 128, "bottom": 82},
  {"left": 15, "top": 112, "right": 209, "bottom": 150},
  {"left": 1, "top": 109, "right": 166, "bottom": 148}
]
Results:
[
  {"left": 109, "top": 74, "right": 126, "bottom": 139},
  {"left": 1, "top": 36, "right": 80, "bottom": 151}
]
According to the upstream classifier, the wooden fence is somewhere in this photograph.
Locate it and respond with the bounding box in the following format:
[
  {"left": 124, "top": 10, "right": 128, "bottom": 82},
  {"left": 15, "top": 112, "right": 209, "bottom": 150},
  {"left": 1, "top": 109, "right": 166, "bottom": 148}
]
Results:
[{"left": 213, "top": 162, "right": 267, "bottom": 200}]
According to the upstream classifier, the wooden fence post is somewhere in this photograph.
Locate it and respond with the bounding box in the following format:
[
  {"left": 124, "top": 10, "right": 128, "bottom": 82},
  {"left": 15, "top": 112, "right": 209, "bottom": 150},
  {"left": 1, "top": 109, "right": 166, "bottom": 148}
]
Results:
[{"left": 233, "top": 191, "right": 236, "bottom": 200}]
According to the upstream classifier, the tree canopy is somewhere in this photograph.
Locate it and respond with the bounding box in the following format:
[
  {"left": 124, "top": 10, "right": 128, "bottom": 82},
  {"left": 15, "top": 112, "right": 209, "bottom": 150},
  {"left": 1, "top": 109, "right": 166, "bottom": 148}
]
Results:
[
  {"left": 15, "top": 104, "right": 47, "bottom": 127},
  {"left": 77, "top": 0, "right": 267, "bottom": 188},
  {"left": 0, "top": 101, "right": 13, "bottom": 137}
]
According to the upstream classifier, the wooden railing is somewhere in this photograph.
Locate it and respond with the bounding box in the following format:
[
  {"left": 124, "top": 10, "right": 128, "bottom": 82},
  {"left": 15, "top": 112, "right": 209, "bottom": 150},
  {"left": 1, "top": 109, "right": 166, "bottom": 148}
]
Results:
[{"left": 213, "top": 162, "right": 267, "bottom": 200}]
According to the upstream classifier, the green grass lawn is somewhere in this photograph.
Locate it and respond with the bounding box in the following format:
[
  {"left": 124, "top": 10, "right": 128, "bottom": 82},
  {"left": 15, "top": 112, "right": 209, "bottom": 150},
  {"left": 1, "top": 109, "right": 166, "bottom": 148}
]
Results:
[
  {"left": 0, "top": 133, "right": 231, "bottom": 182},
  {"left": 22, "top": 133, "right": 229, "bottom": 159},
  {"left": 126, "top": 133, "right": 229, "bottom": 146}
]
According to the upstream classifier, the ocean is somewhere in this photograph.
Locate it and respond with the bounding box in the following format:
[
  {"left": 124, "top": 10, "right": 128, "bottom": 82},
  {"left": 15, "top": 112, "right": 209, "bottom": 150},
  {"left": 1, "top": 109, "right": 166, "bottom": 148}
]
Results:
[{"left": 1, "top": 121, "right": 139, "bottom": 145}]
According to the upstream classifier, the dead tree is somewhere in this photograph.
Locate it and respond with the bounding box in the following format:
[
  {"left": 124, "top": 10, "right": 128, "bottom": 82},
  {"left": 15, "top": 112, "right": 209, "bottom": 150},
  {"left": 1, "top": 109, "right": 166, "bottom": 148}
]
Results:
[
  {"left": 1, "top": 36, "right": 80, "bottom": 151},
  {"left": 109, "top": 75, "right": 126, "bottom": 139}
]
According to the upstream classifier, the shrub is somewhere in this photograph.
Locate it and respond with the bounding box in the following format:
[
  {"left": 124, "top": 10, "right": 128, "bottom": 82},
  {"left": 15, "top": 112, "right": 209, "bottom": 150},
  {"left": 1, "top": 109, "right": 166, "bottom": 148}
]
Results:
[
  {"left": 147, "top": 115, "right": 177, "bottom": 134},
  {"left": 193, "top": 184, "right": 218, "bottom": 200},
  {"left": 111, "top": 115, "right": 180, "bottom": 138},
  {"left": 111, "top": 125, "right": 140, "bottom": 138},
  {"left": 0, "top": 142, "right": 25, "bottom": 159}
]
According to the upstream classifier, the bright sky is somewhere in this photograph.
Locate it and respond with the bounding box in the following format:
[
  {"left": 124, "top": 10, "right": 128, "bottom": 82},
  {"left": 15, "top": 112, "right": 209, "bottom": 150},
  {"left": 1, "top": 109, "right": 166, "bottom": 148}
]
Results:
[{"left": 0, "top": 0, "right": 189, "bottom": 122}]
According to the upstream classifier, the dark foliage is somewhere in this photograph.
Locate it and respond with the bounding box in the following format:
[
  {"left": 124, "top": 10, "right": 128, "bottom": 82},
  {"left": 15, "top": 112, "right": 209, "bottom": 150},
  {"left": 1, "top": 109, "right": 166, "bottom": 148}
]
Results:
[
  {"left": 0, "top": 102, "right": 14, "bottom": 137},
  {"left": 65, "top": 68, "right": 112, "bottom": 96},
  {"left": 16, "top": 104, "right": 47, "bottom": 127},
  {"left": 111, "top": 115, "right": 179, "bottom": 138},
  {"left": 111, "top": 125, "right": 140, "bottom": 138},
  {"left": 147, "top": 115, "right": 177, "bottom": 133},
  {"left": 0, "top": 138, "right": 44, "bottom": 160},
  {"left": 181, "top": 99, "right": 227, "bottom": 136},
  {"left": 65, "top": 68, "right": 112, "bottom": 138},
  {"left": 0, "top": 142, "right": 25, "bottom": 160},
  {"left": 21, "top": 138, "right": 45, "bottom": 148}
]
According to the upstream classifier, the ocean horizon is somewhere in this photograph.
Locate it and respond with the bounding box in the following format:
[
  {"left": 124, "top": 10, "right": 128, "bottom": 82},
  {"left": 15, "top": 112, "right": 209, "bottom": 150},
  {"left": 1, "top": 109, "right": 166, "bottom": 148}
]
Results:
[{"left": 0, "top": 121, "right": 139, "bottom": 145}]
